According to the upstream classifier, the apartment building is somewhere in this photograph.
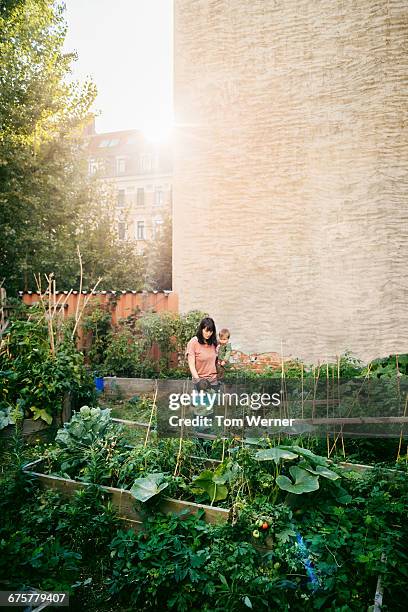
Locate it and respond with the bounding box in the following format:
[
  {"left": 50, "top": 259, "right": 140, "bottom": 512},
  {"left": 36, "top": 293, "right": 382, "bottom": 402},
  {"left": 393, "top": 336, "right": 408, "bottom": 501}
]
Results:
[{"left": 87, "top": 128, "right": 172, "bottom": 249}]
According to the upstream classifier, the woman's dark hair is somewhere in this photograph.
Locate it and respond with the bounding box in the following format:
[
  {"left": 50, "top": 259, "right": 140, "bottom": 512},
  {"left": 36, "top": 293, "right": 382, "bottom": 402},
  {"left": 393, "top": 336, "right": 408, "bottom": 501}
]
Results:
[{"left": 196, "top": 317, "right": 217, "bottom": 346}]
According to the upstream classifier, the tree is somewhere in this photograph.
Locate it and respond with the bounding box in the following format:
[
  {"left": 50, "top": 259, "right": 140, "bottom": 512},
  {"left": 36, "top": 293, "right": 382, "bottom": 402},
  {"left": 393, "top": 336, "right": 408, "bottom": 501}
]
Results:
[
  {"left": 145, "top": 213, "right": 172, "bottom": 290},
  {"left": 0, "top": 0, "right": 145, "bottom": 293},
  {"left": 74, "top": 186, "right": 147, "bottom": 291}
]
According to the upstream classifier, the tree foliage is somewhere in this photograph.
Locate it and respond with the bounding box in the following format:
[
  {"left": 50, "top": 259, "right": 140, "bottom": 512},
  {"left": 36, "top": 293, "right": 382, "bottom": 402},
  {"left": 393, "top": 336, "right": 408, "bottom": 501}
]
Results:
[
  {"left": 146, "top": 213, "right": 172, "bottom": 290},
  {"left": 0, "top": 0, "right": 145, "bottom": 293}
]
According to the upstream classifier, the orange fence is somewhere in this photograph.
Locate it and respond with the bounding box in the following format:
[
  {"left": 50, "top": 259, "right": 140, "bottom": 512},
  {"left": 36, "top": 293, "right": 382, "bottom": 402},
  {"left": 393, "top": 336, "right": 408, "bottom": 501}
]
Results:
[
  {"left": 19, "top": 290, "right": 178, "bottom": 323},
  {"left": 19, "top": 290, "right": 179, "bottom": 354},
  {"left": 17, "top": 291, "right": 283, "bottom": 372}
]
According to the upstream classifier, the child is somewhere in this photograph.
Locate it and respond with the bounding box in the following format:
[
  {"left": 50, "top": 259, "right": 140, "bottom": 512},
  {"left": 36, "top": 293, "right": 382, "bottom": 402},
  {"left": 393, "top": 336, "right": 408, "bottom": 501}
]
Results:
[{"left": 216, "top": 328, "right": 232, "bottom": 381}]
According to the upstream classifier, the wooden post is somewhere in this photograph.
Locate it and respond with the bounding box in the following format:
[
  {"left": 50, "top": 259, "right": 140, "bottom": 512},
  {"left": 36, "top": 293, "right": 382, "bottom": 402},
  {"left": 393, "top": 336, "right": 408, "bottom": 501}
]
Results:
[{"left": 62, "top": 392, "right": 72, "bottom": 424}]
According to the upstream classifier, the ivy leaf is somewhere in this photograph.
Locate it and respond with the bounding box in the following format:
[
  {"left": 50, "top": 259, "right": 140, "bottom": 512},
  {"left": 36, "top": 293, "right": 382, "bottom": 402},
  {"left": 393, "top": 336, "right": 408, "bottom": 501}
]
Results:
[
  {"left": 276, "top": 466, "right": 319, "bottom": 494},
  {"left": 243, "top": 595, "right": 253, "bottom": 608}
]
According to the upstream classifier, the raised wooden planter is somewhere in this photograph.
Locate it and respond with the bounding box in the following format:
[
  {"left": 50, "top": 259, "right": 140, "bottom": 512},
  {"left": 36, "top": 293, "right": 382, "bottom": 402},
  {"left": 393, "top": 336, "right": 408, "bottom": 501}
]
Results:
[
  {"left": 0, "top": 394, "right": 72, "bottom": 442},
  {"left": 0, "top": 417, "right": 49, "bottom": 439},
  {"left": 22, "top": 458, "right": 230, "bottom": 531},
  {"left": 23, "top": 451, "right": 395, "bottom": 536}
]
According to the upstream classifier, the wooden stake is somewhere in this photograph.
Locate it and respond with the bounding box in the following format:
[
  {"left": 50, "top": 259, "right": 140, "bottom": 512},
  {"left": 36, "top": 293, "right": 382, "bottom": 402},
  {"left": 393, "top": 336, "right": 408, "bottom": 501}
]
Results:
[
  {"left": 396, "top": 393, "right": 408, "bottom": 462},
  {"left": 173, "top": 381, "right": 186, "bottom": 476},
  {"left": 144, "top": 381, "right": 158, "bottom": 448}
]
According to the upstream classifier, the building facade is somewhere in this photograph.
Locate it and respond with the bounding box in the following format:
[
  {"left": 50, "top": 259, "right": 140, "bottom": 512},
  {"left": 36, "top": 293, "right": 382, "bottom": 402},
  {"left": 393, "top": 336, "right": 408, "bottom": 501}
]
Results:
[
  {"left": 87, "top": 128, "right": 172, "bottom": 249},
  {"left": 173, "top": 0, "right": 408, "bottom": 362}
]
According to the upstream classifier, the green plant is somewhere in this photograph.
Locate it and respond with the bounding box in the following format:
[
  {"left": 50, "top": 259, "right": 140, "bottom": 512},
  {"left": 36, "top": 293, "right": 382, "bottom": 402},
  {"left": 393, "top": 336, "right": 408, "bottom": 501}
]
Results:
[
  {"left": 47, "top": 406, "right": 124, "bottom": 483},
  {"left": 136, "top": 310, "right": 178, "bottom": 368},
  {"left": 130, "top": 472, "right": 169, "bottom": 502},
  {"left": 191, "top": 465, "right": 230, "bottom": 503},
  {"left": 0, "top": 476, "right": 120, "bottom": 598},
  {"left": 0, "top": 319, "right": 94, "bottom": 427},
  {"left": 2, "top": 428, "right": 408, "bottom": 610},
  {"left": 82, "top": 304, "right": 112, "bottom": 372},
  {"left": 0, "top": 405, "right": 17, "bottom": 428},
  {"left": 103, "top": 327, "right": 144, "bottom": 377},
  {"left": 365, "top": 353, "right": 408, "bottom": 378}
]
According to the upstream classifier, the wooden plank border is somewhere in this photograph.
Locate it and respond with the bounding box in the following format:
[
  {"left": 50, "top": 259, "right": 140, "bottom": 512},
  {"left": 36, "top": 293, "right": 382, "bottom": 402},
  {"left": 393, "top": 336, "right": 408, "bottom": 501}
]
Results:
[{"left": 22, "top": 459, "right": 230, "bottom": 527}]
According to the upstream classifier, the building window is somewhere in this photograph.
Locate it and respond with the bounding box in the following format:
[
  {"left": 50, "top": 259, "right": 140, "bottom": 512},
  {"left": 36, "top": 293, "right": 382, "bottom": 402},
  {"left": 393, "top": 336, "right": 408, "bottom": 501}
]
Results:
[
  {"left": 154, "top": 187, "right": 164, "bottom": 206},
  {"left": 140, "top": 154, "right": 153, "bottom": 172},
  {"left": 118, "top": 221, "right": 126, "bottom": 240},
  {"left": 88, "top": 159, "right": 98, "bottom": 175},
  {"left": 99, "top": 138, "right": 120, "bottom": 148},
  {"left": 137, "top": 187, "right": 145, "bottom": 206},
  {"left": 117, "top": 189, "right": 125, "bottom": 207},
  {"left": 153, "top": 218, "right": 163, "bottom": 239},
  {"left": 136, "top": 220, "right": 145, "bottom": 240},
  {"left": 117, "top": 158, "right": 126, "bottom": 174}
]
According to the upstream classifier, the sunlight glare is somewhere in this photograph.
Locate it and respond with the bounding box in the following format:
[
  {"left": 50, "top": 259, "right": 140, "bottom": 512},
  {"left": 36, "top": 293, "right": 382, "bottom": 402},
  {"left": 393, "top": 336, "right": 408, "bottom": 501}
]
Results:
[{"left": 141, "top": 119, "right": 173, "bottom": 143}]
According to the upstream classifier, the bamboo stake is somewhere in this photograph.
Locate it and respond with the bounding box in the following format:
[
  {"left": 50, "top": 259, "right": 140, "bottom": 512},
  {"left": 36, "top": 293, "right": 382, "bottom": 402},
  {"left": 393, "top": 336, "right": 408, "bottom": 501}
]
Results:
[
  {"left": 221, "top": 391, "right": 227, "bottom": 463},
  {"left": 396, "top": 393, "right": 408, "bottom": 462},
  {"left": 311, "top": 362, "right": 320, "bottom": 422},
  {"left": 330, "top": 364, "right": 338, "bottom": 455},
  {"left": 326, "top": 361, "right": 330, "bottom": 458},
  {"left": 373, "top": 553, "right": 387, "bottom": 611},
  {"left": 71, "top": 276, "right": 103, "bottom": 340},
  {"left": 329, "top": 363, "right": 372, "bottom": 458},
  {"left": 34, "top": 274, "right": 55, "bottom": 356},
  {"left": 173, "top": 406, "right": 185, "bottom": 476},
  {"left": 144, "top": 381, "right": 158, "bottom": 448},
  {"left": 74, "top": 245, "right": 83, "bottom": 333},
  {"left": 280, "top": 340, "right": 288, "bottom": 420},
  {"left": 337, "top": 356, "right": 346, "bottom": 458},
  {"left": 45, "top": 274, "right": 55, "bottom": 356},
  {"left": 173, "top": 380, "right": 186, "bottom": 476}
]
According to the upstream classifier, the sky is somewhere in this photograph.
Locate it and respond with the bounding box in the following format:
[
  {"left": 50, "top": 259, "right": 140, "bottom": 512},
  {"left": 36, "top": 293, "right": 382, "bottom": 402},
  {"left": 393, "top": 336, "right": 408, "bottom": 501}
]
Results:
[{"left": 63, "top": 0, "right": 174, "bottom": 135}]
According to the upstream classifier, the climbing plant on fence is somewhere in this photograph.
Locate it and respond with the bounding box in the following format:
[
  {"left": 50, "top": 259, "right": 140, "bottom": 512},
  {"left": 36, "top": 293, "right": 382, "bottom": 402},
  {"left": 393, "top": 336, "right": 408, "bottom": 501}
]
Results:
[{"left": 135, "top": 309, "right": 207, "bottom": 371}]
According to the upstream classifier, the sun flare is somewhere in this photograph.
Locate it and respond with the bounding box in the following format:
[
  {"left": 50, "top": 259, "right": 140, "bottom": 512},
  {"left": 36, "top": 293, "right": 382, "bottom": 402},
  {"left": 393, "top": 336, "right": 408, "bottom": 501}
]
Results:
[{"left": 141, "top": 119, "right": 173, "bottom": 143}]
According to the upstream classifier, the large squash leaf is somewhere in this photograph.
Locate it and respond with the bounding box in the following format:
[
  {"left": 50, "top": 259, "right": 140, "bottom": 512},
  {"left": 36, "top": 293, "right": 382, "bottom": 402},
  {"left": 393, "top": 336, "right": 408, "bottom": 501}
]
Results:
[
  {"left": 276, "top": 466, "right": 319, "bottom": 494},
  {"left": 130, "top": 472, "right": 168, "bottom": 502},
  {"left": 255, "top": 447, "right": 298, "bottom": 462},
  {"left": 279, "top": 445, "right": 328, "bottom": 466},
  {"left": 192, "top": 469, "right": 228, "bottom": 502},
  {"left": 299, "top": 462, "right": 340, "bottom": 481}
]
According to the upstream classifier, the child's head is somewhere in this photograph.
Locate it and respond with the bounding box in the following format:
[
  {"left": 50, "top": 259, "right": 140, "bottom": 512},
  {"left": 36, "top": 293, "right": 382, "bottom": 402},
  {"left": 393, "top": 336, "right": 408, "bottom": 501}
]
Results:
[{"left": 218, "top": 328, "right": 230, "bottom": 345}]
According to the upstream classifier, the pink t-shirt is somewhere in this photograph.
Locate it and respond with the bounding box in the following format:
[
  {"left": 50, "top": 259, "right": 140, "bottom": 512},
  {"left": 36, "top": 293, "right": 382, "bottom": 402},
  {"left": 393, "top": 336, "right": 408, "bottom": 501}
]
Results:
[{"left": 186, "top": 336, "right": 217, "bottom": 382}]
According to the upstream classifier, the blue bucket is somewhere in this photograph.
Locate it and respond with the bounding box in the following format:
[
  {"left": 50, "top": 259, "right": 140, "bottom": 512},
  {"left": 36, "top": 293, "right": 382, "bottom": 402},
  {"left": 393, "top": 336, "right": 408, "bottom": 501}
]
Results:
[{"left": 94, "top": 376, "right": 104, "bottom": 393}]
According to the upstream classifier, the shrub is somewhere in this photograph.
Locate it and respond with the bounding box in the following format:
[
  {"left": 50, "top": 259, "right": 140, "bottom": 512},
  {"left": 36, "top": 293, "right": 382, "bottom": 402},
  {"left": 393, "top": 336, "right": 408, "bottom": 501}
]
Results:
[
  {"left": 0, "top": 319, "right": 95, "bottom": 428},
  {"left": 103, "top": 328, "right": 144, "bottom": 377}
]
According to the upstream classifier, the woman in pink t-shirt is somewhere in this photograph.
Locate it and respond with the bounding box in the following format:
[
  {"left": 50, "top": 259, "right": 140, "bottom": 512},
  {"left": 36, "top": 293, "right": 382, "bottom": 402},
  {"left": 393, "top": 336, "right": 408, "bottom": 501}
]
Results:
[{"left": 186, "top": 317, "right": 219, "bottom": 389}]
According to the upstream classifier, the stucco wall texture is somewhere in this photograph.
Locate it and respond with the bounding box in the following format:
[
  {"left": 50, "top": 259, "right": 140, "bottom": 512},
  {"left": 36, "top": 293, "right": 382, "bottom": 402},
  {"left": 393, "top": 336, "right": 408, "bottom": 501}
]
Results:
[{"left": 173, "top": 0, "right": 408, "bottom": 362}]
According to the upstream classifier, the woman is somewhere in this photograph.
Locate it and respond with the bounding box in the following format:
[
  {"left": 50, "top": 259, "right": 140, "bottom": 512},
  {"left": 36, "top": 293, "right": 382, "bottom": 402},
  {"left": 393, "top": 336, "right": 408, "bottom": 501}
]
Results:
[{"left": 186, "top": 316, "right": 219, "bottom": 390}]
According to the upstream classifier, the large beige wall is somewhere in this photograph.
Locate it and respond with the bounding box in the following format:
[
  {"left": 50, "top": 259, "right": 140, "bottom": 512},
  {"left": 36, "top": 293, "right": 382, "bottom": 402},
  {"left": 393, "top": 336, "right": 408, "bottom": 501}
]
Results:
[{"left": 173, "top": 0, "right": 408, "bottom": 362}]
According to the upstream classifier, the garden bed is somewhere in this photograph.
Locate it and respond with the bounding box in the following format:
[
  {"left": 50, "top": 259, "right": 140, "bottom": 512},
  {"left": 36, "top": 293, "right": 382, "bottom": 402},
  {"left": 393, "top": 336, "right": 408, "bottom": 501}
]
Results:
[
  {"left": 17, "top": 404, "right": 408, "bottom": 610},
  {"left": 22, "top": 449, "right": 397, "bottom": 537},
  {"left": 22, "top": 458, "right": 230, "bottom": 529},
  {"left": 0, "top": 393, "right": 72, "bottom": 442}
]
